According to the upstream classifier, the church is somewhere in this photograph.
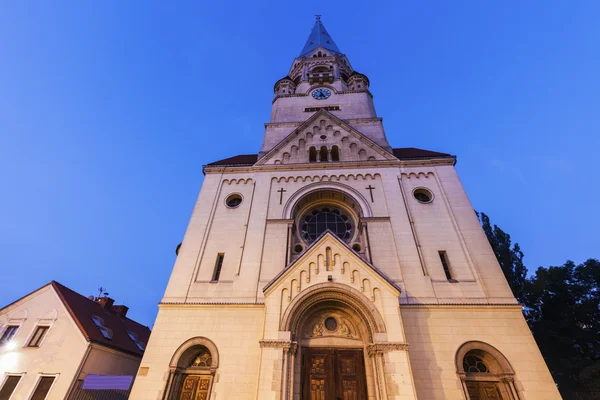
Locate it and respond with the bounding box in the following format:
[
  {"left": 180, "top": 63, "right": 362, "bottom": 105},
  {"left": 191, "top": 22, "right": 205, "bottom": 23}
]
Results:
[{"left": 129, "top": 18, "right": 560, "bottom": 400}]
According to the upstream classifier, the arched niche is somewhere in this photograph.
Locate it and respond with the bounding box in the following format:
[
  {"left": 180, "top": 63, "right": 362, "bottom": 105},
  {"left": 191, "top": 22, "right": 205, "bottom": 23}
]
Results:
[
  {"left": 164, "top": 337, "right": 219, "bottom": 400},
  {"left": 281, "top": 282, "right": 386, "bottom": 343},
  {"left": 456, "top": 341, "right": 521, "bottom": 400}
]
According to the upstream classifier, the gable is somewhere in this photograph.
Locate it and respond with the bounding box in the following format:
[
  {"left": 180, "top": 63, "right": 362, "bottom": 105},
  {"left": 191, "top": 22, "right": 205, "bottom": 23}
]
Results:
[
  {"left": 263, "top": 231, "right": 401, "bottom": 312},
  {"left": 256, "top": 110, "right": 397, "bottom": 166}
]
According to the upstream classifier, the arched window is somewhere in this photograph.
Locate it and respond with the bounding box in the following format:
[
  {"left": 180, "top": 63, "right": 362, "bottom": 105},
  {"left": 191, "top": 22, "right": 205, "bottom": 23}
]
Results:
[
  {"left": 331, "top": 145, "right": 340, "bottom": 162},
  {"left": 456, "top": 341, "right": 520, "bottom": 400},
  {"left": 319, "top": 146, "right": 328, "bottom": 162},
  {"left": 309, "top": 147, "right": 317, "bottom": 163},
  {"left": 299, "top": 206, "right": 354, "bottom": 243}
]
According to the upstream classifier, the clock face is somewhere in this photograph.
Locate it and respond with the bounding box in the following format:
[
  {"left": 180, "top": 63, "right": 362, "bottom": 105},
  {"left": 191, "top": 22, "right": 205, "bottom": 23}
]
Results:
[{"left": 312, "top": 88, "right": 331, "bottom": 100}]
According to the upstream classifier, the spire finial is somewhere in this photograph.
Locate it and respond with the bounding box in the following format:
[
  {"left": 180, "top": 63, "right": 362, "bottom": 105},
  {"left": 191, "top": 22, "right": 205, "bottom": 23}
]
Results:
[{"left": 315, "top": 15, "right": 321, "bottom": 21}]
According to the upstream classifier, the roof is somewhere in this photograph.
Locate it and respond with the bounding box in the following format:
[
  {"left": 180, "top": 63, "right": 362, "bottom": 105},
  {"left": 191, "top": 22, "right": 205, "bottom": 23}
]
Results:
[
  {"left": 392, "top": 147, "right": 454, "bottom": 160},
  {"left": 205, "top": 147, "right": 454, "bottom": 167},
  {"left": 299, "top": 16, "right": 342, "bottom": 57},
  {"left": 51, "top": 281, "right": 151, "bottom": 357},
  {"left": 206, "top": 154, "right": 258, "bottom": 166}
]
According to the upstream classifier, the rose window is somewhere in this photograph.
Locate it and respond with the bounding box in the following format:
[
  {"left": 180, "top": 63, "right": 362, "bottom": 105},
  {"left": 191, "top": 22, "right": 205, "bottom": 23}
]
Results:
[{"left": 299, "top": 206, "right": 353, "bottom": 243}]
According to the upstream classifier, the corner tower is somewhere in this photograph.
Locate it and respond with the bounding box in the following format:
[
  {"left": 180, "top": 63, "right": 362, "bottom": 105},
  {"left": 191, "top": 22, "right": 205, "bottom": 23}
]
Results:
[{"left": 130, "top": 18, "right": 561, "bottom": 400}]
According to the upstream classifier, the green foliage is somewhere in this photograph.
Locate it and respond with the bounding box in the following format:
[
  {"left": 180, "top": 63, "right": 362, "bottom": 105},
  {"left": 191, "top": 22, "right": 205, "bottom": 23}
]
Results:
[
  {"left": 525, "top": 259, "right": 600, "bottom": 391},
  {"left": 478, "top": 212, "right": 600, "bottom": 392},
  {"left": 477, "top": 212, "right": 528, "bottom": 303}
]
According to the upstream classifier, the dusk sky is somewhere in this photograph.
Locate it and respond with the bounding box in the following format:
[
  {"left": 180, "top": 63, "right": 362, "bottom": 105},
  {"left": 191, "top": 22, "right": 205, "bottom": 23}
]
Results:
[{"left": 1, "top": 1, "right": 598, "bottom": 327}]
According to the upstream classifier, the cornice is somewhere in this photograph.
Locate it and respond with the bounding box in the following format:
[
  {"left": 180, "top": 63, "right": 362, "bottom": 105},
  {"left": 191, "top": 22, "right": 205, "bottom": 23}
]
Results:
[
  {"left": 203, "top": 157, "right": 455, "bottom": 174},
  {"left": 399, "top": 303, "right": 522, "bottom": 310},
  {"left": 360, "top": 217, "right": 391, "bottom": 222},
  {"left": 159, "top": 302, "right": 265, "bottom": 309}
]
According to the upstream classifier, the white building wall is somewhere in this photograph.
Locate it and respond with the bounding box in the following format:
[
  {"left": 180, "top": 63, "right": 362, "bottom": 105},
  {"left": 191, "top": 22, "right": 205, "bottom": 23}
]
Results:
[{"left": 0, "top": 286, "right": 88, "bottom": 400}]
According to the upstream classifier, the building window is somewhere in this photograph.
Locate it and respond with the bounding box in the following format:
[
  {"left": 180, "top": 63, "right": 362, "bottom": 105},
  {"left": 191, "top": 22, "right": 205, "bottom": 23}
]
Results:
[
  {"left": 127, "top": 331, "right": 145, "bottom": 351},
  {"left": 319, "top": 146, "right": 328, "bottom": 162},
  {"left": 0, "top": 325, "right": 19, "bottom": 345},
  {"left": 331, "top": 146, "right": 340, "bottom": 162},
  {"left": 0, "top": 375, "right": 22, "bottom": 399},
  {"left": 300, "top": 206, "right": 354, "bottom": 244},
  {"left": 413, "top": 188, "right": 433, "bottom": 203},
  {"left": 212, "top": 253, "right": 225, "bottom": 282},
  {"left": 91, "top": 316, "right": 113, "bottom": 340},
  {"left": 439, "top": 251, "right": 454, "bottom": 281},
  {"left": 27, "top": 326, "right": 50, "bottom": 347},
  {"left": 225, "top": 193, "right": 243, "bottom": 208},
  {"left": 309, "top": 147, "right": 317, "bottom": 162},
  {"left": 463, "top": 355, "right": 489, "bottom": 373},
  {"left": 30, "top": 376, "right": 56, "bottom": 400}
]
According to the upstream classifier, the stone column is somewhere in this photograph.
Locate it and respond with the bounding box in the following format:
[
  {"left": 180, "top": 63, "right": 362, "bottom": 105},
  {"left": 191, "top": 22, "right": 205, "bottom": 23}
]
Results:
[
  {"left": 283, "top": 342, "right": 298, "bottom": 400},
  {"left": 367, "top": 342, "right": 416, "bottom": 400}
]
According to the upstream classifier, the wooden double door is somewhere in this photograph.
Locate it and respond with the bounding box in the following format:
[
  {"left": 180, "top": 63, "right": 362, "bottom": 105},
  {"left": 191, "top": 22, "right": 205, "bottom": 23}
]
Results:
[
  {"left": 465, "top": 381, "right": 504, "bottom": 400},
  {"left": 302, "top": 348, "right": 367, "bottom": 400},
  {"left": 178, "top": 374, "right": 212, "bottom": 400}
]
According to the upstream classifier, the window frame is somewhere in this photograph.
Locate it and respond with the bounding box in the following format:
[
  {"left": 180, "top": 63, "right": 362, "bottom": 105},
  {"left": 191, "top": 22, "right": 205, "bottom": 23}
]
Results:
[
  {"left": 0, "top": 374, "right": 25, "bottom": 400},
  {"left": 27, "top": 374, "right": 58, "bottom": 400},
  {"left": 211, "top": 253, "right": 225, "bottom": 282},
  {"left": 0, "top": 325, "right": 20, "bottom": 345},
  {"left": 438, "top": 251, "right": 457, "bottom": 282},
  {"left": 26, "top": 325, "right": 51, "bottom": 348}
]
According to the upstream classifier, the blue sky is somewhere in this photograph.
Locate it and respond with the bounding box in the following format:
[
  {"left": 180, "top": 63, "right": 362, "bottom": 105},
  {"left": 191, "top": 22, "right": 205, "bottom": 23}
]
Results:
[{"left": 1, "top": 1, "right": 598, "bottom": 327}]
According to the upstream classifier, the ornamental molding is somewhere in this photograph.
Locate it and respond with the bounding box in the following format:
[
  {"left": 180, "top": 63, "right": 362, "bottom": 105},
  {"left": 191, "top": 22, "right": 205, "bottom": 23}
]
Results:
[
  {"left": 259, "top": 340, "right": 298, "bottom": 354},
  {"left": 259, "top": 340, "right": 291, "bottom": 349},
  {"left": 367, "top": 342, "right": 409, "bottom": 355}
]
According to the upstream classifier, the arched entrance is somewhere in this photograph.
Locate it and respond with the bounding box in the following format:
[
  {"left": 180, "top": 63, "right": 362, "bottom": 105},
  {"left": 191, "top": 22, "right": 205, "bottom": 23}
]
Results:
[
  {"left": 281, "top": 283, "right": 388, "bottom": 400},
  {"left": 163, "top": 337, "right": 219, "bottom": 400}
]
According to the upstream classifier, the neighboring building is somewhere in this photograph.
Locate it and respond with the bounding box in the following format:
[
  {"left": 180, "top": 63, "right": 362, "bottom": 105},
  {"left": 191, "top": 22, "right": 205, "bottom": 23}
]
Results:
[
  {"left": 0, "top": 281, "right": 150, "bottom": 399},
  {"left": 130, "top": 17, "right": 560, "bottom": 400}
]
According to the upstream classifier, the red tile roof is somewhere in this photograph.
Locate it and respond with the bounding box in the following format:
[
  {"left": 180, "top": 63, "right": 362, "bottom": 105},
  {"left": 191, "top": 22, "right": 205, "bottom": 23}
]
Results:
[
  {"left": 51, "top": 281, "right": 151, "bottom": 357},
  {"left": 205, "top": 147, "right": 454, "bottom": 166}
]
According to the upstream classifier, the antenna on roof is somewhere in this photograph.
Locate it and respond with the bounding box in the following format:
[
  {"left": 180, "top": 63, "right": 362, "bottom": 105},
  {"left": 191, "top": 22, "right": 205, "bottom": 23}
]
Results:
[{"left": 97, "top": 287, "right": 109, "bottom": 298}]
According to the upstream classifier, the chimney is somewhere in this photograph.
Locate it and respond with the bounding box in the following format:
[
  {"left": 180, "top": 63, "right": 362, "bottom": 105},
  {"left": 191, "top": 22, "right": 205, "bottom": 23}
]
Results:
[
  {"left": 96, "top": 296, "right": 115, "bottom": 309},
  {"left": 111, "top": 305, "right": 129, "bottom": 318}
]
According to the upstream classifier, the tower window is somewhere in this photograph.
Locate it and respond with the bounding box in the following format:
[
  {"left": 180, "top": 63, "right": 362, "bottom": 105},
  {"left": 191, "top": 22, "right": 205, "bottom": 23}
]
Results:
[
  {"left": 309, "top": 146, "right": 317, "bottom": 163},
  {"left": 439, "top": 251, "right": 454, "bottom": 281},
  {"left": 212, "top": 253, "right": 225, "bottom": 282},
  {"left": 319, "top": 146, "right": 328, "bottom": 162},
  {"left": 413, "top": 188, "right": 433, "bottom": 203},
  {"left": 331, "top": 146, "right": 340, "bottom": 162}
]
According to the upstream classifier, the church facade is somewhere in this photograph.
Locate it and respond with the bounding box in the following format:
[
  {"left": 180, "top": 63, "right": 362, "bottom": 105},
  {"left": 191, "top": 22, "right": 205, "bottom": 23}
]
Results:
[{"left": 129, "top": 18, "right": 560, "bottom": 400}]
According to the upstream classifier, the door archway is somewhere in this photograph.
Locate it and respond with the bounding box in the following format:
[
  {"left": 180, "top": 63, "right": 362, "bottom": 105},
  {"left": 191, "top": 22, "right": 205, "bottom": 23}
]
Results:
[
  {"left": 163, "top": 337, "right": 219, "bottom": 400},
  {"left": 281, "top": 283, "right": 388, "bottom": 400}
]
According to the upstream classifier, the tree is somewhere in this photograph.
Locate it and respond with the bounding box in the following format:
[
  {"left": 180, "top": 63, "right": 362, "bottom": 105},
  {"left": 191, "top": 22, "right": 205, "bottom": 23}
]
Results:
[
  {"left": 525, "top": 259, "right": 600, "bottom": 391},
  {"left": 477, "top": 212, "right": 528, "bottom": 303}
]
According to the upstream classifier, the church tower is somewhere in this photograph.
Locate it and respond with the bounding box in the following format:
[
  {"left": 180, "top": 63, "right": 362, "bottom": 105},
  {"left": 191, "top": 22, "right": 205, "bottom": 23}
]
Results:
[{"left": 130, "top": 18, "right": 560, "bottom": 400}]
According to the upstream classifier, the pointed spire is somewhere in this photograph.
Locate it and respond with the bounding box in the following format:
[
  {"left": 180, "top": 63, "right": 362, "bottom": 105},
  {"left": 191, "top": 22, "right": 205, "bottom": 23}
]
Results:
[{"left": 299, "top": 16, "right": 342, "bottom": 57}]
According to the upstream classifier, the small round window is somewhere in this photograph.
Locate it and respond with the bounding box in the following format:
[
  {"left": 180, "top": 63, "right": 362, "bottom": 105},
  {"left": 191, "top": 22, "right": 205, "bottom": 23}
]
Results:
[
  {"left": 324, "top": 317, "right": 337, "bottom": 331},
  {"left": 225, "top": 194, "right": 242, "bottom": 208},
  {"left": 413, "top": 188, "right": 433, "bottom": 203}
]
